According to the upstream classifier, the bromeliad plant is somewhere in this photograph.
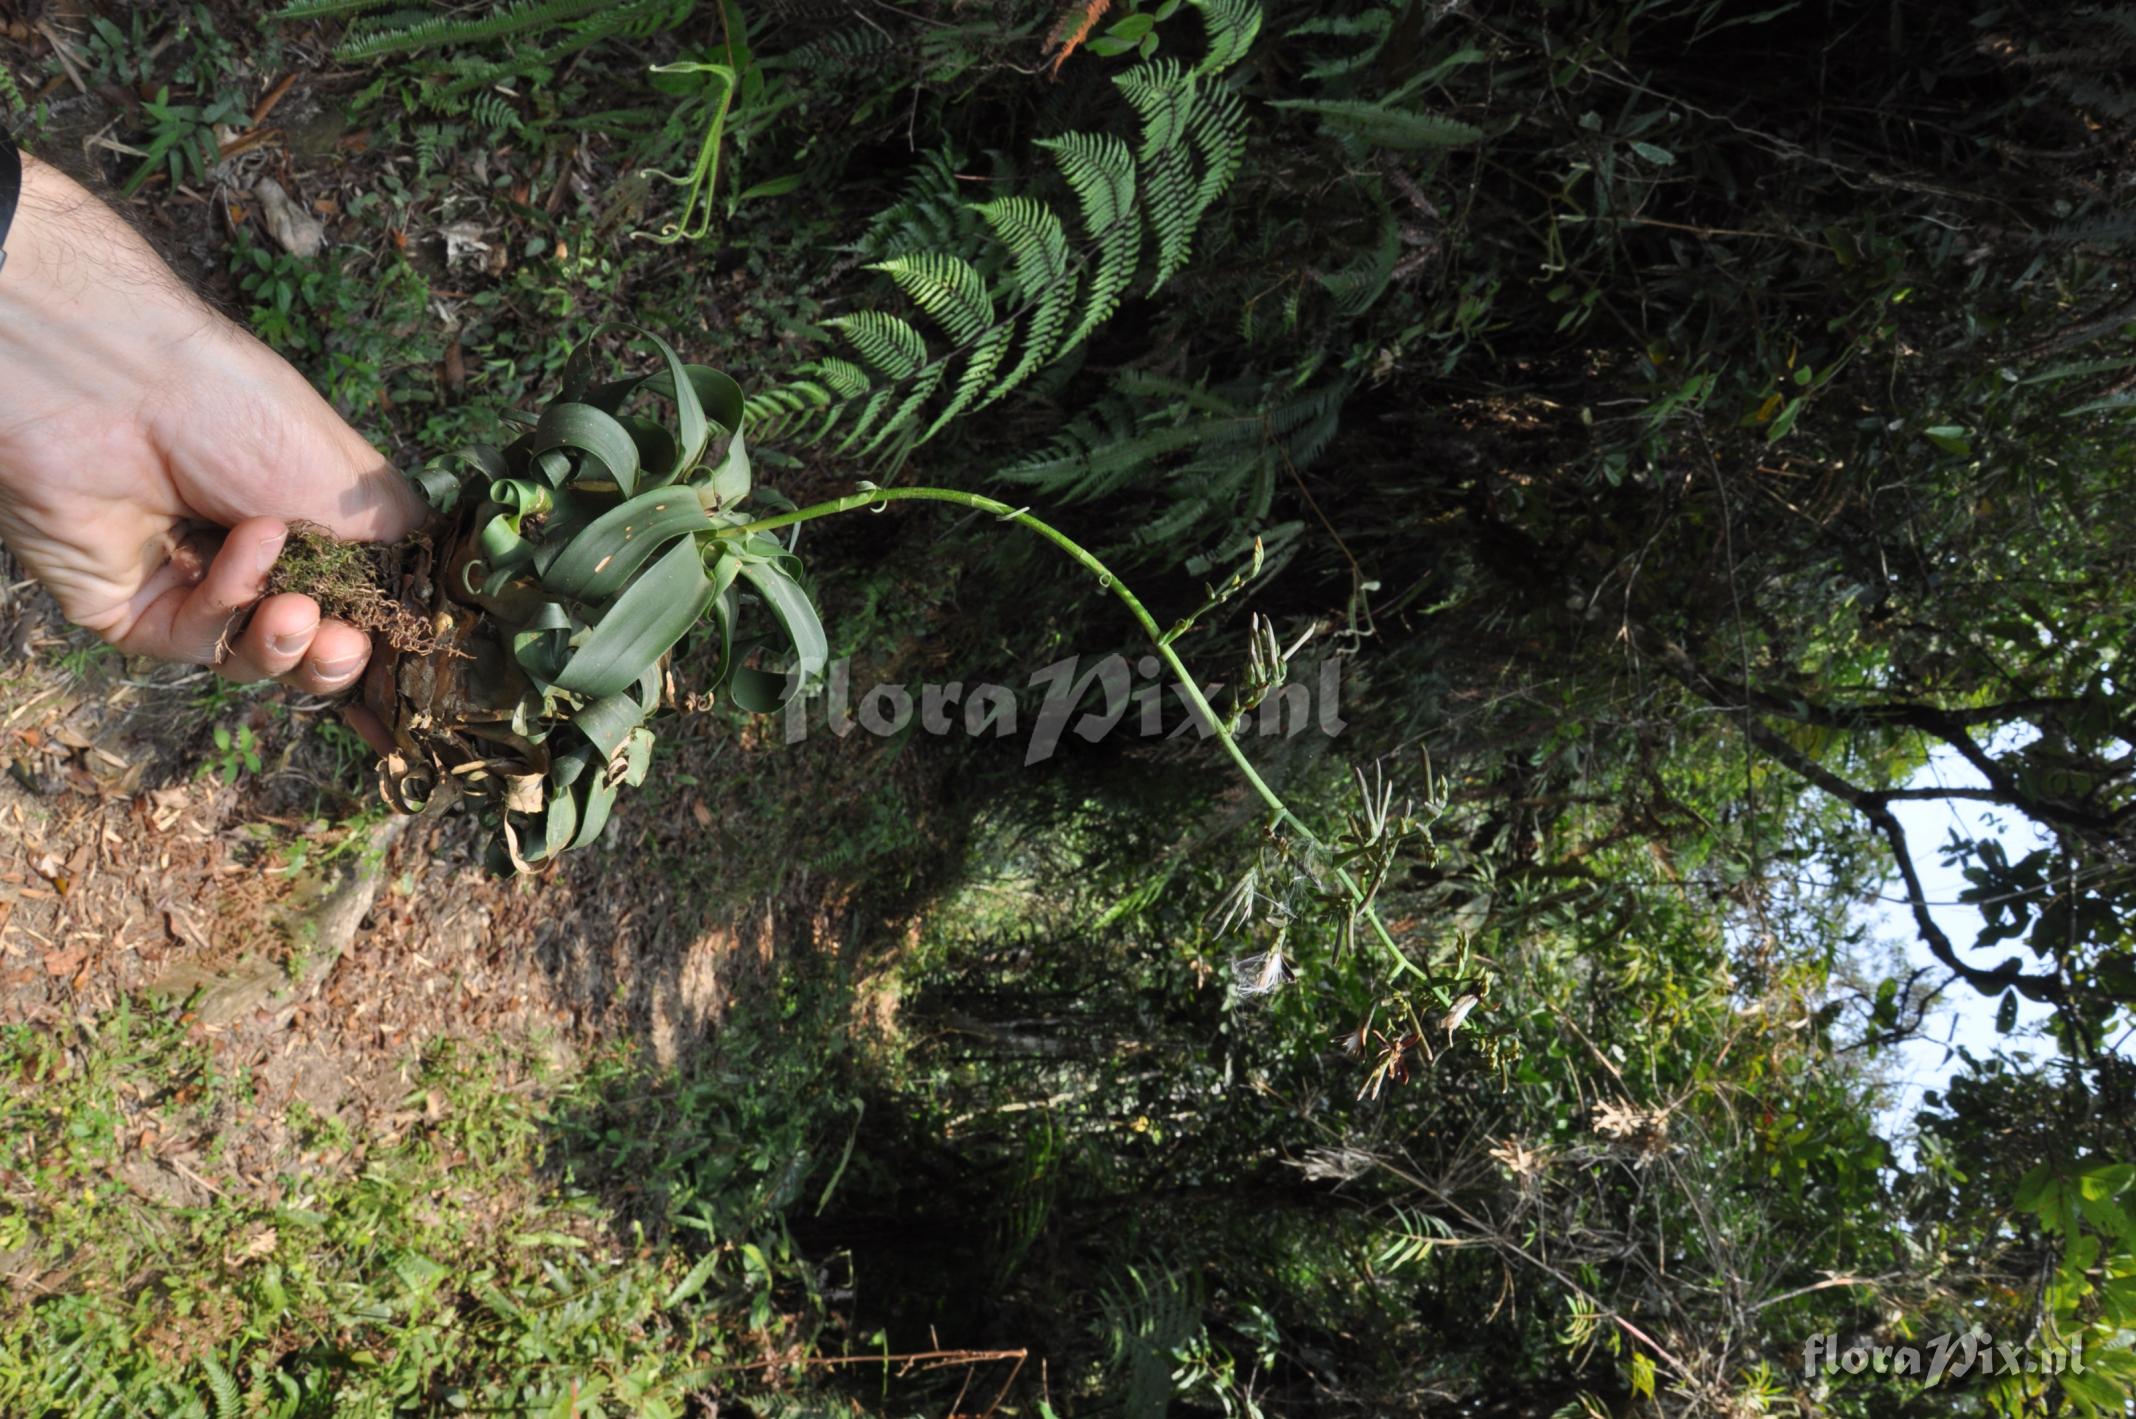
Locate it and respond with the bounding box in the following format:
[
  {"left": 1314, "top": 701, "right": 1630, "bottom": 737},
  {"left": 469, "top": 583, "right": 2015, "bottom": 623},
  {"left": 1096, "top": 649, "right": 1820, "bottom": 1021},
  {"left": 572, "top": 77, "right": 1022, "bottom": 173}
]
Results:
[
  {"left": 361, "top": 329, "right": 824, "bottom": 876},
  {"left": 354, "top": 330, "right": 1474, "bottom": 1022}
]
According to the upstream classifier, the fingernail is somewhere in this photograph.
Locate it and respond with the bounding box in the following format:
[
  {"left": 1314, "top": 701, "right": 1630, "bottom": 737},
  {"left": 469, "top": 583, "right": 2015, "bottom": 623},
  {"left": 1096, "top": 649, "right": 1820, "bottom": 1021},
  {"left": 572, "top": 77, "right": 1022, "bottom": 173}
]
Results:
[
  {"left": 269, "top": 622, "right": 318, "bottom": 657},
  {"left": 257, "top": 530, "right": 288, "bottom": 575},
  {"left": 314, "top": 651, "right": 365, "bottom": 682}
]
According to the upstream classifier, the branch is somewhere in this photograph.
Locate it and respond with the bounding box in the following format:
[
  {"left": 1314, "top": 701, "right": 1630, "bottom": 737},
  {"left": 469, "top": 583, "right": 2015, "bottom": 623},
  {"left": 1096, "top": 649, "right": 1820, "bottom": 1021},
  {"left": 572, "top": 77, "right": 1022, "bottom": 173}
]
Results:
[{"left": 1635, "top": 631, "right": 2059, "bottom": 995}]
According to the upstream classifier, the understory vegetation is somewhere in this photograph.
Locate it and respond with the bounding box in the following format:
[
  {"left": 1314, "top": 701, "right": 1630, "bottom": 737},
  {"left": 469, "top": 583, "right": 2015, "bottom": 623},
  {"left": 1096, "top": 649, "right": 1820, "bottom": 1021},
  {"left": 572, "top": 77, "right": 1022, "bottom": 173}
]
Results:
[{"left": 2, "top": 0, "right": 2134, "bottom": 1414}]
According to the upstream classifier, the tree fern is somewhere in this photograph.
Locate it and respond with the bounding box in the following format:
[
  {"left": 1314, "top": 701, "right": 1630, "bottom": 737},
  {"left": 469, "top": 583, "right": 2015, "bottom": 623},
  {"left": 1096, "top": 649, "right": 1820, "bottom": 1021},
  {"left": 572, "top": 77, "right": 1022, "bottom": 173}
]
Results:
[{"left": 747, "top": 0, "right": 1262, "bottom": 466}]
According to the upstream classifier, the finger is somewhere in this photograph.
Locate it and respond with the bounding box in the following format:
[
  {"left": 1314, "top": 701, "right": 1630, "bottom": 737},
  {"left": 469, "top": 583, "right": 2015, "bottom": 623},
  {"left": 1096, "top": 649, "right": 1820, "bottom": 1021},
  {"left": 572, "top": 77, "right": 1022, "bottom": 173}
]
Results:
[
  {"left": 216, "top": 593, "right": 322, "bottom": 684},
  {"left": 105, "top": 519, "right": 285, "bottom": 665},
  {"left": 285, "top": 620, "right": 372, "bottom": 695},
  {"left": 75, "top": 527, "right": 212, "bottom": 648}
]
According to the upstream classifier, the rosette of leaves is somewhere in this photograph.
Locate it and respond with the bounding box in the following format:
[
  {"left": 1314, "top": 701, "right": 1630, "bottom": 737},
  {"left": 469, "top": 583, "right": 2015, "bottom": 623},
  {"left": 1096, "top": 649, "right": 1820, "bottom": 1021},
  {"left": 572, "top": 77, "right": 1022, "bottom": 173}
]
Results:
[{"left": 363, "top": 329, "right": 824, "bottom": 874}]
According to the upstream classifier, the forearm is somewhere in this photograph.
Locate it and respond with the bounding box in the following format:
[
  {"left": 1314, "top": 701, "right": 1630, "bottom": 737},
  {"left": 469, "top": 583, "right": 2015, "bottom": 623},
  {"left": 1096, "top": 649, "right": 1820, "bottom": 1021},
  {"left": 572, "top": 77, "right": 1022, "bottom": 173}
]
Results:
[{"left": 0, "top": 156, "right": 235, "bottom": 450}]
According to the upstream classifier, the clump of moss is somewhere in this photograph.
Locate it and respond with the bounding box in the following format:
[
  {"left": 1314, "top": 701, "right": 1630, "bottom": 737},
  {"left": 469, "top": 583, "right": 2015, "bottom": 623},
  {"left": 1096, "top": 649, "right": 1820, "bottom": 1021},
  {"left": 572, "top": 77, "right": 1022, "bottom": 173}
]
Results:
[{"left": 266, "top": 521, "right": 443, "bottom": 655}]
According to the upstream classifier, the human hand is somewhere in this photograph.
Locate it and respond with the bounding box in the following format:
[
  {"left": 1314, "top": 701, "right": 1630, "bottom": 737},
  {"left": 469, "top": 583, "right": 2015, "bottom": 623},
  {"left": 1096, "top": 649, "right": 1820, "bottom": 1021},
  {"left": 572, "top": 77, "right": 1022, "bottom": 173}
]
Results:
[{"left": 0, "top": 155, "right": 424, "bottom": 692}]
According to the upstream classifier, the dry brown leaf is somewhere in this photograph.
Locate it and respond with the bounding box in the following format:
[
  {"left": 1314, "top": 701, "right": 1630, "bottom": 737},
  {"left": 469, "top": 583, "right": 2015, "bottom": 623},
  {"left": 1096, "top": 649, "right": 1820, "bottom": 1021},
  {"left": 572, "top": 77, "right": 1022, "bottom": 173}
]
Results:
[{"left": 254, "top": 177, "right": 326, "bottom": 258}]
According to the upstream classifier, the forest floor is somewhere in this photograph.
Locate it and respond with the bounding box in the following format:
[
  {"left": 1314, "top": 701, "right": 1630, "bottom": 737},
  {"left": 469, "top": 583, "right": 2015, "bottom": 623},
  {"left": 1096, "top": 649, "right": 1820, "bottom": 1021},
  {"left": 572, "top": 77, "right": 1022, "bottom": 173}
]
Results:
[
  {"left": 0, "top": 548, "right": 786, "bottom": 1227},
  {"left": 0, "top": 9, "right": 987, "bottom": 1408},
  {"left": 0, "top": 9, "right": 878, "bottom": 1218}
]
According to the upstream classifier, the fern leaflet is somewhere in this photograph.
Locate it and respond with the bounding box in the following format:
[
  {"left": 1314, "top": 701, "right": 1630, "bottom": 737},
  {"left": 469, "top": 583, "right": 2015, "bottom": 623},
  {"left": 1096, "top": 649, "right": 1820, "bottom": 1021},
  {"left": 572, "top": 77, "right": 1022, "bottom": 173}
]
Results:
[
  {"left": 1042, "top": 133, "right": 1139, "bottom": 354},
  {"left": 271, "top": 0, "right": 395, "bottom": 17},
  {"left": 1117, "top": 60, "right": 1195, "bottom": 159},
  {"left": 871, "top": 253, "right": 995, "bottom": 344},
  {"left": 1191, "top": 0, "right": 1261, "bottom": 74},
  {"left": 826, "top": 312, "right": 929, "bottom": 381},
  {"left": 976, "top": 197, "right": 1072, "bottom": 397}
]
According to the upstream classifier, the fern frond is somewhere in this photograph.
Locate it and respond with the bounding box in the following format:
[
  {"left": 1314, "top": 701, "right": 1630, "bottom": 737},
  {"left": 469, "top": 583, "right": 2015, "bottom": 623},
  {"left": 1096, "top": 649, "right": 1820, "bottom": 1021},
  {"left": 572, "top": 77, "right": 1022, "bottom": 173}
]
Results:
[
  {"left": 1100, "top": 1266, "right": 1201, "bottom": 1418},
  {"left": 1288, "top": 10, "right": 1389, "bottom": 79},
  {"left": 975, "top": 197, "right": 1072, "bottom": 396},
  {"left": 745, "top": 381, "right": 838, "bottom": 444},
  {"left": 1144, "top": 141, "right": 1194, "bottom": 289},
  {"left": 1117, "top": 60, "right": 1195, "bottom": 161},
  {"left": 1042, "top": 131, "right": 1135, "bottom": 234},
  {"left": 1042, "top": 133, "right": 1139, "bottom": 352},
  {"left": 430, "top": 0, "right": 681, "bottom": 98},
  {"left": 199, "top": 1355, "right": 241, "bottom": 1419},
  {"left": 1269, "top": 98, "right": 1484, "bottom": 150},
  {"left": 859, "top": 364, "right": 949, "bottom": 459},
  {"left": 1186, "top": 83, "right": 1247, "bottom": 228},
  {"left": 2048, "top": 208, "right": 2136, "bottom": 248},
  {"left": 1190, "top": 0, "right": 1262, "bottom": 75},
  {"left": 1318, "top": 215, "right": 1400, "bottom": 316},
  {"left": 1045, "top": 0, "right": 1114, "bottom": 76},
  {"left": 871, "top": 253, "right": 995, "bottom": 344},
  {"left": 1001, "top": 416, "right": 1207, "bottom": 502},
  {"left": 272, "top": 0, "right": 395, "bottom": 18},
  {"left": 338, "top": 0, "right": 622, "bottom": 60},
  {"left": 923, "top": 324, "right": 1016, "bottom": 441},
  {"left": 756, "top": 2, "right": 1266, "bottom": 463},
  {"left": 815, "top": 358, "right": 874, "bottom": 399},
  {"left": 828, "top": 311, "right": 930, "bottom": 380},
  {"left": 862, "top": 148, "right": 978, "bottom": 259},
  {"left": 785, "top": 24, "right": 900, "bottom": 72},
  {"left": 1118, "top": 61, "right": 1203, "bottom": 288},
  {"left": 470, "top": 90, "right": 525, "bottom": 134}
]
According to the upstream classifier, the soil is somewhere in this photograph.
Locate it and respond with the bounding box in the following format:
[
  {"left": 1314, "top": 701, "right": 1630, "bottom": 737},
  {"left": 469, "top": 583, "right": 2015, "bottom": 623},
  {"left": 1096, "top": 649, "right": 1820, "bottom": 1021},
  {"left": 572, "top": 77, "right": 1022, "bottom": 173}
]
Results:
[{"left": 0, "top": 543, "right": 867, "bottom": 1208}]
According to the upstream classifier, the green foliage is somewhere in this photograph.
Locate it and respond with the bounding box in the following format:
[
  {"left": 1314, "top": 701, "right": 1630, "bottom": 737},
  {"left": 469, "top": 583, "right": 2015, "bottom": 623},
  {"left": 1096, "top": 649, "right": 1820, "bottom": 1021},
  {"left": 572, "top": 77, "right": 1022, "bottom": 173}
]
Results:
[
  {"left": 370, "top": 332, "right": 825, "bottom": 875},
  {"left": 283, "top": 0, "right": 698, "bottom": 130},
  {"left": 1100, "top": 1266, "right": 1202, "bottom": 1415},
  {"left": 269, "top": 0, "right": 394, "bottom": 18},
  {"left": 331, "top": 0, "right": 680, "bottom": 62},
  {"left": 33, "top": 2, "right": 2136, "bottom": 1415},
  {"left": 199, "top": 723, "right": 263, "bottom": 784},
  {"left": 744, "top": 0, "right": 1257, "bottom": 468},
  {"left": 119, "top": 86, "right": 249, "bottom": 196},
  {"left": 233, "top": 232, "right": 438, "bottom": 416},
  {"left": 0, "top": 1008, "right": 836, "bottom": 1416},
  {"left": 999, "top": 373, "right": 1339, "bottom": 568}
]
